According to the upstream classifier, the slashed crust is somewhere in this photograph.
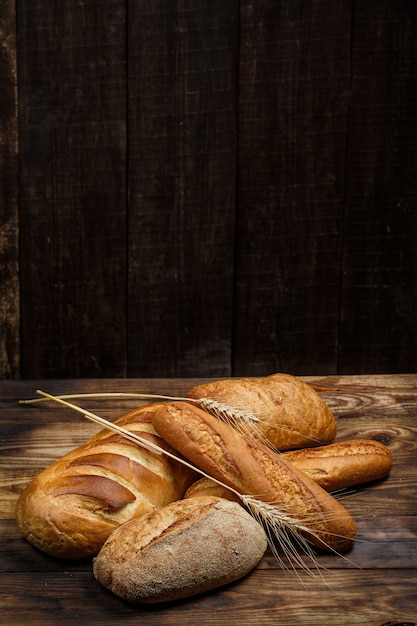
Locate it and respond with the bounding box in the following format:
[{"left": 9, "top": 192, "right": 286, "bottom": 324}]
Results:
[
  {"left": 187, "top": 373, "right": 336, "bottom": 450},
  {"left": 93, "top": 495, "right": 268, "bottom": 603}
]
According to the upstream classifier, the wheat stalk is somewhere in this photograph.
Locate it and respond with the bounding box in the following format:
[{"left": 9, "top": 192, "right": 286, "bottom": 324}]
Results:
[
  {"left": 20, "top": 391, "right": 322, "bottom": 450},
  {"left": 33, "top": 390, "right": 250, "bottom": 500},
  {"left": 29, "top": 389, "right": 353, "bottom": 579},
  {"left": 20, "top": 391, "right": 331, "bottom": 451},
  {"left": 20, "top": 390, "right": 280, "bottom": 450},
  {"left": 19, "top": 392, "right": 259, "bottom": 424},
  {"left": 240, "top": 495, "right": 320, "bottom": 574}
]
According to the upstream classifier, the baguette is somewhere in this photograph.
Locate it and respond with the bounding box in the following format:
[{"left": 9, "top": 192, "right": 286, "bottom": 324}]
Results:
[
  {"left": 282, "top": 438, "right": 392, "bottom": 491},
  {"left": 152, "top": 402, "right": 356, "bottom": 554},
  {"left": 15, "top": 403, "right": 197, "bottom": 559},
  {"left": 187, "top": 373, "right": 336, "bottom": 450},
  {"left": 93, "top": 495, "right": 268, "bottom": 603},
  {"left": 185, "top": 438, "right": 392, "bottom": 498}
]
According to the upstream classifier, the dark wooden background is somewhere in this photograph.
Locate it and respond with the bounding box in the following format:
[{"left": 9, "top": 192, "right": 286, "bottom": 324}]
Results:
[{"left": 1, "top": 1, "right": 416, "bottom": 380}]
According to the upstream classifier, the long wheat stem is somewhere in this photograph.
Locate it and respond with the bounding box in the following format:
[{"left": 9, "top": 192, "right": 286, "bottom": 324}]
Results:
[
  {"left": 20, "top": 391, "right": 324, "bottom": 449},
  {"left": 20, "top": 392, "right": 259, "bottom": 425},
  {"left": 34, "top": 390, "right": 244, "bottom": 498}
]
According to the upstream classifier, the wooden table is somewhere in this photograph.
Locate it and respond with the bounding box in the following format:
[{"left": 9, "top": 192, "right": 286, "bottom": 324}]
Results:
[{"left": 1, "top": 376, "right": 416, "bottom": 626}]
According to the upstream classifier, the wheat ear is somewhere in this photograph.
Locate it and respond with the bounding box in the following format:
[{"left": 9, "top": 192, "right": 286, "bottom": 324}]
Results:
[
  {"left": 19, "top": 392, "right": 259, "bottom": 425},
  {"left": 32, "top": 389, "right": 341, "bottom": 577},
  {"left": 20, "top": 390, "right": 274, "bottom": 449},
  {"left": 20, "top": 391, "right": 326, "bottom": 449}
]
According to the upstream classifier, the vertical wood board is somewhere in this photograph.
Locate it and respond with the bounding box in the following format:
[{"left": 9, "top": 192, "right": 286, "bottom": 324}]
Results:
[
  {"left": 234, "top": 0, "right": 352, "bottom": 376},
  {"left": 0, "top": 0, "right": 19, "bottom": 378},
  {"left": 127, "top": 0, "right": 239, "bottom": 376},
  {"left": 3, "top": 0, "right": 417, "bottom": 378},
  {"left": 17, "top": 0, "right": 128, "bottom": 377},
  {"left": 340, "top": 0, "right": 417, "bottom": 373}
]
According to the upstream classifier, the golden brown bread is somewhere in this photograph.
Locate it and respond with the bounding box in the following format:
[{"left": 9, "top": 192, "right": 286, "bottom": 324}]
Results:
[
  {"left": 93, "top": 495, "right": 268, "bottom": 603},
  {"left": 185, "top": 477, "right": 241, "bottom": 502},
  {"left": 282, "top": 438, "right": 393, "bottom": 491},
  {"left": 152, "top": 402, "right": 356, "bottom": 554},
  {"left": 187, "top": 373, "right": 336, "bottom": 450},
  {"left": 185, "top": 438, "right": 392, "bottom": 498},
  {"left": 15, "top": 403, "right": 197, "bottom": 559}
]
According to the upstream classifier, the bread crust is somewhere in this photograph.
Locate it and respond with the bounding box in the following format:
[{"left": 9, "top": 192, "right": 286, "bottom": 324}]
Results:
[
  {"left": 15, "top": 403, "right": 197, "bottom": 559},
  {"left": 185, "top": 477, "right": 241, "bottom": 502},
  {"left": 185, "top": 438, "right": 392, "bottom": 498},
  {"left": 187, "top": 373, "right": 336, "bottom": 450},
  {"left": 152, "top": 402, "right": 356, "bottom": 554},
  {"left": 93, "top": 495, "right": 268, "bottom": 603},
  {"left": 282, "top": 438, "right": 392, "bottom": 491}
]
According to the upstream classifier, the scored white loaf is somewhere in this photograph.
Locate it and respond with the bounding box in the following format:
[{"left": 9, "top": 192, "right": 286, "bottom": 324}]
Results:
[{"left": 15, "top": 403, "right": 197, "bottom": 559}]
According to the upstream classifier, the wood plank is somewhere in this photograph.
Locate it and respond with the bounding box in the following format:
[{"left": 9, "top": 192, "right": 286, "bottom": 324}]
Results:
[
  {"left": 1, "top": 376, "right": 416, "bottom": 624},
  {"left": 17, "top": 0, "right": 128, "bottom": 377},
  {"left": 340, "top": 1, "right": 417, "bottom": 374},
  {"left": 3, "top": 512, "right": 416, "bottom": 573},
  {"left": 0, "top": 0, "right": 19, "bottom": 378},
  {"left": 5, "top": 2, "right": 417, "bottom": 381},
  {"left": 127, "top": 1, "right": 238, "bottom": 377},
  {"left": 0, "top": 377, "right": 211, "bottom": 405},
  {"left": 234, "top": 0, "right": 352, "bottom": 376},
  {"left": 7, "top": 2, "right": 417, "bottom": 380},
  {"left": 0, "top": 570, "right": 416, "bottom": 626}
]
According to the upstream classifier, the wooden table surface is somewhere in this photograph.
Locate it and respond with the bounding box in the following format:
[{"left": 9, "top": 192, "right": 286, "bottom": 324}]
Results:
[{"left": 1, "top": 375, "right": 416, "bottom": 626}]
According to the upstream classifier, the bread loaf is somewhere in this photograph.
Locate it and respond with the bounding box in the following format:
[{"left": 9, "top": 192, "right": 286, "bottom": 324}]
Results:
[
  {"left": 282, "top": 438, "right": 392, "bottom": 491},
  {"left": 152, "top": 402, "right": 356, "bottom": 554},
  {"left": 187, "top": 373, "right": 336, "bottom": 450},
  {"left": 93, "top": 495, "right": 268, "bottom": 603},
  {"left": 15, "top": 403, "right": 197, "bottom": 559},
  {"left": 185, "top": 477, "right": 241, "bottom": 502},
  {"left": 185, "top": 438, "right": 392, "bottom": 498}
]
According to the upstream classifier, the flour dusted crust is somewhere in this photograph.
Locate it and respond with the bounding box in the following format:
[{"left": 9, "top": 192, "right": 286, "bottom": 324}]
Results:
[
  {"left": 93, "top": 495, "right": 268, "bottom": 603},
  {"left": 187, "top": 373, "right": 336, "bottom": 450},
  {"left": 15, "top": 403, "right": 197, "bottom": 559}
]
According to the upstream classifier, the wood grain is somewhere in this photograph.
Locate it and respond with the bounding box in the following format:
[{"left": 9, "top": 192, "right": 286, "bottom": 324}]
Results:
[
  {"left": 1, "top": 376, "right": 416, "bottom": 625},
  {"left": 17, "top": 0, "right": 127, "bottom": 377},
  {"left": 234, "top": 0, "right": 352, "bottom": 375},
  {"left": 339, "top": 0, "right": 417, "bottom": 374},
  {"left": 0, "top": 570, "right": 416, "bottom": 626},
  {"left": 0, "top": 0, "right": 19, "bottom": 378},
  {"left": 127, "top": 1, "right": 238, "bottom": 377},
  {"left": 2, "top": 2, "right": 417, "bottom": 378}
]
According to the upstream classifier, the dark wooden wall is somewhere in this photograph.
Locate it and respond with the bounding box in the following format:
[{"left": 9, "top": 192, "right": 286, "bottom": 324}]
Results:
[{"left": 1, "top": 1, "right": 416, "bottom": 380}]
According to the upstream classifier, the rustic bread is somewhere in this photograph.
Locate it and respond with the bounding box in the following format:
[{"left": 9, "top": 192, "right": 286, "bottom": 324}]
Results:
[
  {"left": 185, "top": 476, "right": 241, "bottom": 502},
  {"left": 93, "top": 495, "right": 268, "bottom": 603},
  {"left": 187, "top": 373, "right": 336, "bottom": 450},
  {"left": 15, "top": 403, "right": 197, "bottom": 559},
  {"left": 185, "top": 438, "right": 392, "bottom": 498},
  {"left": 282, "top": 438, "right": 393, "bottom": 491},
  {"left": 152, "top": 401, "right": 356, "bottom": 554}
]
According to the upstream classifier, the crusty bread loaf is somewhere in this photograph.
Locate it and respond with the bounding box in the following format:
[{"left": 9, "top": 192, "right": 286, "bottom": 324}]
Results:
[
  {"left": 185, "top": 477, "right": 241, "bottom": 502},
  {"left": 15, "top": 403, "right": 197, "bottom": 559},
  {"left": 152, "top": 402, "right": 356, "bottom": 554},
  {"left": 187, "top": 373, "right": 336, "bottom": 450},
  {"left": 185, "top": 438, "right": 392, "bottom": 498},
  {"left": 93, "top": 495, "right": 268, "bottom": 603},
  {"left": 282, "top": 438, "right": 393, "bottom": 491}
]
